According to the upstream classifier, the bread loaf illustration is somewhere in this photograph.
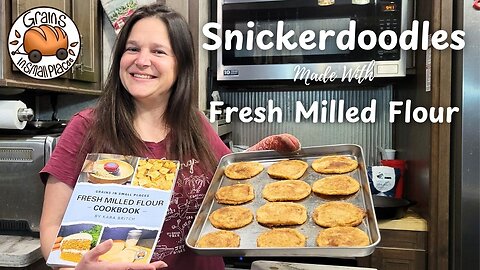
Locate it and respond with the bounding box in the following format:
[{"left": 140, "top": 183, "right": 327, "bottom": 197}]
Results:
[{"left": 23, "top": 24, "right": 68, "bottom": 62}]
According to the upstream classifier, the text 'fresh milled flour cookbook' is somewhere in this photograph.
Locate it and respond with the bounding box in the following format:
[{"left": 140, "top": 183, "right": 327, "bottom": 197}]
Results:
[{"left": 46, "top": 153, "right": 179, "bottom": 268}]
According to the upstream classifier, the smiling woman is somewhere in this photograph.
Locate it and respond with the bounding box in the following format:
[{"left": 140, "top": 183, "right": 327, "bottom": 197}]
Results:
[
  {"left": 39, "top": 3, "right": 227, "bottom": 270},
  {"left": 119, "top": 17, "right": 177, "bottom": 101},
  {"left": 39, "top": 4, "right": 300, "bottom": 270}
]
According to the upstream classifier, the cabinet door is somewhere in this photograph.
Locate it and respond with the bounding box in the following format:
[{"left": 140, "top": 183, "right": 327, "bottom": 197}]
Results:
[
  {"left": 71, "top": 0, "right": 101, "bottom": 82},
  {"left": 12, "top": 0, "right": 70, "bottom": 18},
  {"left": 365, "top": 248, "right": 426, "bottom": 270},
  {"left": 164, "top": 0, "right": 188, "bottom": 21}
]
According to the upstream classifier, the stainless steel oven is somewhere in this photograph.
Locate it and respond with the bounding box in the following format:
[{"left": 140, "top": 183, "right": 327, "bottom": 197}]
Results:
[
  {"left": 215, "top": 0, "right": 413, "bottom": 80},
  {"left": 0, "top": 134, "right": 59, "bottom": 234}
]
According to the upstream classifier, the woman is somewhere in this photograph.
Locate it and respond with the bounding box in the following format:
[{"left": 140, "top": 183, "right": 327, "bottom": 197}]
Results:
[{"left": 39, "top": 4, "right": 299, "bottom": 270}]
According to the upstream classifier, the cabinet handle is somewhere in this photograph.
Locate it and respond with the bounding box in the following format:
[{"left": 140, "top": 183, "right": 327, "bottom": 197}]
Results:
[
  {"left": 72, "top": 34, "right": 85, "bottom": 73},
  {"left": 73, "top": 63, "right": 84, "bottom": 73}
]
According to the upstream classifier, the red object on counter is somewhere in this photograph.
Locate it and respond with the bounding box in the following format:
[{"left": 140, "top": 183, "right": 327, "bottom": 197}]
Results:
[{"left": 381, "top": 159, "right": 406, "bottom": 198}]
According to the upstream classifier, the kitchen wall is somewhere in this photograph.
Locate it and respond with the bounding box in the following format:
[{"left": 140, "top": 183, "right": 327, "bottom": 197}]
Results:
[
  {"left": 0, "top": 91, "right": 97, "bottom": 123},
  {"left": 35, "top": 94, "right": 97, "bottom": 121},
  {"left": 220, "top": 85, "right": 393, "bottom": 166}
]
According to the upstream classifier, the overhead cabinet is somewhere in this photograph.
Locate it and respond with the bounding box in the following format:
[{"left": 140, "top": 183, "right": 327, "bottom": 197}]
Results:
[{"left": 0, "top": 0, "right": 102, "bottom": 94}]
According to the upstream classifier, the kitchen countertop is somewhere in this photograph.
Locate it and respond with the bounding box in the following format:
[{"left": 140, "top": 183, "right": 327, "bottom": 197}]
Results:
[
  {"left": 377, "top": 210, "right": 428, "bottom": 231},
  {"left": 0, "top": 235, "right": 42, "bottom": 268}
]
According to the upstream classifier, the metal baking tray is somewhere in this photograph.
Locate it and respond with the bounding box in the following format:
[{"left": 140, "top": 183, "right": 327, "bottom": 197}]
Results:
[
  {"left": 251, "top": 260, "right": 377, "bottom": 270},
  {"left": 186, "top": 144, "right": 381, "bottom": 257}
]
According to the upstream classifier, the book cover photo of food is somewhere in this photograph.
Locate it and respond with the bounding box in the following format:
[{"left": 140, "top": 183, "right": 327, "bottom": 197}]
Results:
[{"left": 46, "top": 153, "right": 179, "bottom": 268}]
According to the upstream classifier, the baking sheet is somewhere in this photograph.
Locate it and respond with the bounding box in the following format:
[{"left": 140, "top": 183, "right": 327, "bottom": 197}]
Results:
[
  {"left": 251, "top": 260, "right": 377, "bottom": 270},
  {"left": 186, "top": 144, "right": 380, "bottom": 257}
]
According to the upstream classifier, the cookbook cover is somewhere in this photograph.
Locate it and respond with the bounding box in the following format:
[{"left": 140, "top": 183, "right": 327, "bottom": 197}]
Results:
[{"left": 46, "top": 153, "right": 179, "bottom": 268}]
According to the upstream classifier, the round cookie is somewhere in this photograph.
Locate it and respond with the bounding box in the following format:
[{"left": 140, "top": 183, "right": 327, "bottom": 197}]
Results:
[
  {"left": 262, "top": 180, "right": 311, "bottom": 201},
  {"left": 196, "top": 230, "right": 241, "bottom": 248},
  {"left": 267, "top": 160, "right": 308, "bottom": 180},
  {"left": 313, "top": 201, "right": 365, "bottom": 227},
  {"left": 215, "top": 183, "right": 255, "bottom": 205},
  {"left": 257, "top": 228, "right": 306, "bottom": 247},
  {"left": 312, "top": 175, "right": 360, "bottom": 196},
  {"left": 316, "top": 227, "right": 369, "bottom": 247},
  {"left": 209, "top": 206, "right": 253, "bottom": 229},
  {"left": 312, "top": 156, "right": 358, "bottom": 174},
  {"left": 224, "top": 161, "right": 264, "bottom": 180},
  {"left": 256, "top": 202, "right": 307, "bottom": 227}
]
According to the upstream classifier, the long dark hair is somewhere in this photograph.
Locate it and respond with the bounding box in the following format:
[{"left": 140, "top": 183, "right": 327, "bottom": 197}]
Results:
[{"left": 85, "top": 4, "right": 217, "bottom": 171}]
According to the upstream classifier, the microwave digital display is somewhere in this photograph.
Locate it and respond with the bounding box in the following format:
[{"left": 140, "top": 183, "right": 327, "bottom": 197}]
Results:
[{"left": 383, "top": 3, "right": 397, "bottom": 12}]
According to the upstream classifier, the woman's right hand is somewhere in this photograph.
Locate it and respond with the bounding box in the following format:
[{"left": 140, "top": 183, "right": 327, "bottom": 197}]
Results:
[
  {"left": 247, "top": 133, "right": 301, "bottom": 153},
  {"left": 75, "top": 239, "right": 168, "bottom": 270}
]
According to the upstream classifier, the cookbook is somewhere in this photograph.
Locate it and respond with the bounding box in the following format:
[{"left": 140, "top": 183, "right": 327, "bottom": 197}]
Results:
[{"left": 46, "top": 153, "right": 179, "bottom": 268}]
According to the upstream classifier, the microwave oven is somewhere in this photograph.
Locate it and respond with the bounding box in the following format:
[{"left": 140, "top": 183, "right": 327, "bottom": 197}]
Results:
[{"left": 216, "top": 0, "right": 413, "bottom": 81}]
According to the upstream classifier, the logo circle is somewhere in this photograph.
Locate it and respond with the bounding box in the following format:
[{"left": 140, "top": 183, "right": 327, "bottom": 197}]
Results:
[{"left": 8, "top": 7, "right": 81, "bottom": 80}]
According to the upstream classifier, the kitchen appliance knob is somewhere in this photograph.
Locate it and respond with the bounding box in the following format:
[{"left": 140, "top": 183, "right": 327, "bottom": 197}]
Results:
[{"left": 17, "top": 108, "right": 34, "bottom": 121}]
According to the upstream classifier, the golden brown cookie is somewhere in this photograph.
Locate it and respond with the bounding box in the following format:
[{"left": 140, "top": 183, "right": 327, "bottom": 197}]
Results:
[
  {"left": 312, "top": 175, "right": 360, "bottom": 196},
  {"left": 256, "top": 202, "right": 307, "bottom": 227},
  {"left": 311, "top": 156, "right": 358, "bottom": 174},
  {"left": 196, "top": 230, "right": 241, "bottom": 248},
  {"left": 224, "top": 161, "right": 264, "bottom": 180},
  {"left": 209, "top": 206, "right": 253, "bottom": 229},
  {"left": 262, "top": 180, "right": 311, "bottom": 201},
  {"left": 257, "top": 228, "right": 306, "bottom": 247},
  {"left": 267, "top": 160, "right": 308, "bottom": 180},
  {"left": 316, "top": 227, "right": 370, "bottom": 247},
  {"left": 215, "top": 183, "right": 255, "bottom": 205},
  {"left": 312, "top": 201, "right": 365, "bottom": 227}
]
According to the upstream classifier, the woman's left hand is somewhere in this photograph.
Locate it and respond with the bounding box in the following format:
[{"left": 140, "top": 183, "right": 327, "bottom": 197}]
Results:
[
  {"left": 75, "top": 239, "right": 168, "bottom": 270},
  {"left": 247, "top": 133, "right": 301, "bottom": 153}
]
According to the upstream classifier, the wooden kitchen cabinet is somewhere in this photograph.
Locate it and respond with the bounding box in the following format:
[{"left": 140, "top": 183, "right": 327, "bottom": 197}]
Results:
[
  {"left": 0, "top": 0, "right": 102, "bottom": 94},
  {"left": 364, "top": 248, "right": 426, "bottom": 270},
  {"left": 162, "top": 0, "right": 188, "bottom": 20},
  {"left": 357, "top": 229, "right": 427, "bottom": 270}
]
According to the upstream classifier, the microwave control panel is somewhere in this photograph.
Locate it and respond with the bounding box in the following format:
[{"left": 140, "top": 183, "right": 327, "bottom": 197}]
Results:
[{"left": 376, "top": 0, "right": 402, "bottom": 61}]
